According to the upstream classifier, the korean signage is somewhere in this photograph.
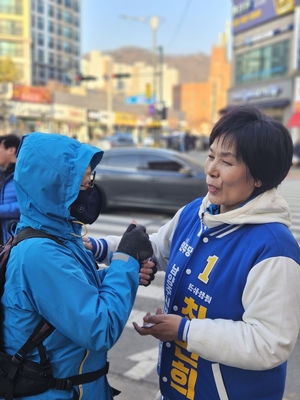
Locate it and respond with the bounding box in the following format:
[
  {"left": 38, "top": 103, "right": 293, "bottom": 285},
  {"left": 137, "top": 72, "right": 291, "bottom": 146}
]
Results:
[
  {"left": 10, "top": 101, "right": 52, "bottom": 118},
  {"left": 228, "top": 79, "right": 292, "bottom": 105},
  {"left": 52, "top": 104, "right": 85, "bottom": 123},
  {"left": 12, "top": 85, "right": 52, "bottom": 104},
  {"left": 232, "top": 0, "right": 300, "bottom": 34}
]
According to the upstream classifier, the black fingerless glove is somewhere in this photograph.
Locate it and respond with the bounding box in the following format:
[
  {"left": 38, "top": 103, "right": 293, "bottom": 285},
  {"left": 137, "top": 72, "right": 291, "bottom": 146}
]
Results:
[{"left": 117, "top": 223, "right": 153, "bottom": 263}]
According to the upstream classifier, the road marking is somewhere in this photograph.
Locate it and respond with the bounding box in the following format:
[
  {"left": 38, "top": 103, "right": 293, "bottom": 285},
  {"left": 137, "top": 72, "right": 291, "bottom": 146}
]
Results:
[{"left": 124, "top": 348, "right": 159, "bottom": 380}]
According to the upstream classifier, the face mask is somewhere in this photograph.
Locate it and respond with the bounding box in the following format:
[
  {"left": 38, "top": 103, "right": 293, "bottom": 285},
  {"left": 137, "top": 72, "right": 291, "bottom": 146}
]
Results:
[{"left": 70, "top": 184, "right": 103, "bottom": 225}]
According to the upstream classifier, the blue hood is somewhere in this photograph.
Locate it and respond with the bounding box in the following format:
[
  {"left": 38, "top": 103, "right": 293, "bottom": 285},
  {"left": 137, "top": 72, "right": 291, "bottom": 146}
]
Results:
[{"left": 14, "top": 133, "right": 103, "bottom": 238}]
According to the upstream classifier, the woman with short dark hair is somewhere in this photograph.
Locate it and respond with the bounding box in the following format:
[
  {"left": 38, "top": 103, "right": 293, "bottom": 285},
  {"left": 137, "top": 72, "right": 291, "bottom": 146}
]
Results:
[{"left": 132, "top": 106, "right": 300, "bottom": 400}]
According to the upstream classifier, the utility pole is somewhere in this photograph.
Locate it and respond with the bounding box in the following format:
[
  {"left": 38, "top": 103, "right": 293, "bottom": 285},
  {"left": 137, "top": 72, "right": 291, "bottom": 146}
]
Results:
[{"left": 119, "top": 14, "right": 163, "bottom": 107}]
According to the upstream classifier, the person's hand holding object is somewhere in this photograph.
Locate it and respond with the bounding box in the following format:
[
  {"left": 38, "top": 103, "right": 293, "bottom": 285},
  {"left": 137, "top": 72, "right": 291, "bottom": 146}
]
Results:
[{"left": 117, "top": 223, "right": 153, "bottom": 263}]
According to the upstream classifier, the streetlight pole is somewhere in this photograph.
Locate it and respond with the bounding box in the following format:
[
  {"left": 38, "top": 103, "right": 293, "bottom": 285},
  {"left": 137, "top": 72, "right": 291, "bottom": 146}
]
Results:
[{"left": 119, "top": 15, "right": 163, "bottom": 106}]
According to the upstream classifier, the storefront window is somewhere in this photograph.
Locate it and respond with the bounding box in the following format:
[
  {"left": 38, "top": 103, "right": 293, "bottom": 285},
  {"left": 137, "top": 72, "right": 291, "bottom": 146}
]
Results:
[{"left": 235, "top": 40, "right": 289, "bottom": 85}]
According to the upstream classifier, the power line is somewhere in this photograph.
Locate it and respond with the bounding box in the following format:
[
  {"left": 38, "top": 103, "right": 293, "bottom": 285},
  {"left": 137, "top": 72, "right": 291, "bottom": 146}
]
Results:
[{"left": 166, "top": 0, "right": 193, "bottom": 51}]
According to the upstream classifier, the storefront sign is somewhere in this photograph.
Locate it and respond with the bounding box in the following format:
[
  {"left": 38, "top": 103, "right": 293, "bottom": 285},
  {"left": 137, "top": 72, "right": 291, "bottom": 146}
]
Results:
[
  {"left": 10, "top": 101, "right": 52, "bottom": 117},
  {"left": 228, "top": 79, "right": 293, "bottom": 107},
  {"left": 114, "top": 112, "right": 137, "bottom": 126},
  {"left": 12, "top": 85, "right": 52, "bottom": 104},
  {"left": 87, "top": 110, "right": 111, "bottom": 122},
  {"left": 232, "top": 0, "right": 300, "bottom": 34},
  {"left": 53, "top": 104, "right": 85, "bottom": 123},
  {"left": 230, "top": 85, "right": 281, "bottom": 102}
]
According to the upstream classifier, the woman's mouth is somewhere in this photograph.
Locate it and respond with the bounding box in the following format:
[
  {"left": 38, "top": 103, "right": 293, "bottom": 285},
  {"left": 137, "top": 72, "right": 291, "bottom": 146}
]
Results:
[{"left": 207, "top": 184, "right": 218, "bottom": 194}]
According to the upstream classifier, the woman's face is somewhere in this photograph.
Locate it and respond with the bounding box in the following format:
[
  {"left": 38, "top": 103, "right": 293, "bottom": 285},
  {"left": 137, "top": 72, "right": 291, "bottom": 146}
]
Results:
[
  {"left": 204, "top": 135, "right": 260, "bottom": 213},
  {"left": 81, "top": 165, "right": 92, "bottom": 190}
]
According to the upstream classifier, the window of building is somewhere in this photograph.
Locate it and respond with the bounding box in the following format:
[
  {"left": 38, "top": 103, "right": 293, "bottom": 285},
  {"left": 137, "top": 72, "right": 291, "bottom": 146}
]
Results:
[
  {"left": 74, "top": 15, "right": 79, "bottom": 27},
  {"left": 74, "top": 1, "right": 79, "bottom": 12},
  {"left": 74, "top": 30, "right": 80, "bottom": 42},
  {"left": 64, "top": 56, "right": 72, "bottom": 69},
  {"left": 48, "top": 36, "right": 54, "bottom": 49},
  {"left": 0, "top": 41, "right": 23, "bottom": 57},
  {"left": 57, "top": 54, "right": 62, "bottom": 67},
  {"left": 64, "top": 26, "right": 72, "bottom": 39},
  {"left": 37, "top": 0, "right": 44, "bottom": 13},
  {"left": 56, "top": 39, "right": 62, "bottom": 51},
  {"left": 0, "top": 20, "right": 23, "bottom": 35},
  {"left": 235, "top": 40, "right": 289, "bottom": 85},
  {"left": 48, "top": 52, "right": 54, "bottom": 65},
  {"left": 31, "top": 15, "right": 35, "bottom": 28},
  {"left": 37, "top": 16, "right": 44, "bottom": 30},
  {"left": 38, "top": 49, "right": 44, "bottom": 63},
  {"left": 48, "top": 20, "right": 54, "bottom": 33},
  {"left": 0, "top": 0, "right": 22, "bottom": 14},
  {"left": 64, "top": 0, "right": 72, "bottom": 8},
  {"left": 48, "top": 4, "right": 54, "bottom": 17},
  {"left": 64, "top": 11, "right": 72, "bottom": 24},
  {"left": 37, "top": 33, "right": 44, "bottom": 46},
  {"left": 31, "top": 0, "right": 35, "bottom": 10},
  {"left": 64, "top": 41, "right": 71, "bottom": 53},
  {"left": 39, "top": 66, "right": 45, "bottom": 78},
  {"left": 56, "top": 24, "right": 62, "bottom": 35},
  {"left": 75, "top": 45, "right": 80, "bottom": 56},
  {"left": 56, "top": 8, "right": 62, "bottom": 20},
  {"left": 49, "top": 68, "right": 55, "bottom": 80}
]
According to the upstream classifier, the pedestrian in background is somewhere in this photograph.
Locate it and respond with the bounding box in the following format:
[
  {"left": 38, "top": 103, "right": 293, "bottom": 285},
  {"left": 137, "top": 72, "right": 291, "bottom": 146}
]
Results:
[
  {"left": 132, "top": 106, "right": 300, "bottom": 400},
  {"left": 0, "top": 133, "right": 20, "bottom": 245},
  {"left": 2, "top": 132, "right": 153, "bottom": 399}
]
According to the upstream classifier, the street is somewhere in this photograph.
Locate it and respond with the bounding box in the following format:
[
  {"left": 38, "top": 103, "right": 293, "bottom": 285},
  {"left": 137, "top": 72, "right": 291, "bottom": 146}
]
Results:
[{"left": 88, "top": 167, "right": 300, "bottom": 400}]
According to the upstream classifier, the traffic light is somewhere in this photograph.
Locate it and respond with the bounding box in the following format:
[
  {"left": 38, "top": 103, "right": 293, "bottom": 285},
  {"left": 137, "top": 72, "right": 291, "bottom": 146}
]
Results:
[
  {"left": 161, "top": 107, "right": 167, "bottom": 120},
  {"left": 112, "top": 73, "right": 131, "bottom": 78},
  {"left": 76, "top": 74, "right": 97, "bottom": 81}
]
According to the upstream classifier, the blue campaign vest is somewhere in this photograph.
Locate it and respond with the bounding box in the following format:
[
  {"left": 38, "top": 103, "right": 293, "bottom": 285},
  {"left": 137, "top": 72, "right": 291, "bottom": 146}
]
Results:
[{"left": 158, "top": 198, "right": 289, "bottom": 400}]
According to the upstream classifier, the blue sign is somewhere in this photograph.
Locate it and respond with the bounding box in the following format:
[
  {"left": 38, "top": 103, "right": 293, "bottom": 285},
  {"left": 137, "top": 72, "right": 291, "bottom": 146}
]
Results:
[{"left": 125, "top": 95, "right": 155, "bottom": 105}]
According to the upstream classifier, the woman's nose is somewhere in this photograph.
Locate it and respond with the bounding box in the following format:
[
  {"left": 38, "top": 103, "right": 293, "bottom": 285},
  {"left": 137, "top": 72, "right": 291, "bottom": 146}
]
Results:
[{"left": 206, "top": 160, "right": 219, "bottom": 177}]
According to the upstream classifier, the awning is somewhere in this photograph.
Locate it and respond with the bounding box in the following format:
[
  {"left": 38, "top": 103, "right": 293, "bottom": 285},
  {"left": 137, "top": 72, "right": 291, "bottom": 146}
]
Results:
[
  {"left": 219, "top": 99, "right": 290, "bottom": 114},
  {"left": 287, "top": 111, "right": 300, "bottom": 127}
]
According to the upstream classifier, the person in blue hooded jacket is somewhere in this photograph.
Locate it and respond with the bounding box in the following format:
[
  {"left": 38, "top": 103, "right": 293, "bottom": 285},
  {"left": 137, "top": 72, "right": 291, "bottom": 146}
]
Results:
[{"left": 1, "top": 132, "right": 153, "bottom": 400}]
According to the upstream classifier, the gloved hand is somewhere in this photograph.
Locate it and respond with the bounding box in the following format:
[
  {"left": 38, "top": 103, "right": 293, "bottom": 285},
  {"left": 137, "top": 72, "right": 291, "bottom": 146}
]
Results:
[{"left": 117, "top": 223, "right": 153, "bottom": 263}]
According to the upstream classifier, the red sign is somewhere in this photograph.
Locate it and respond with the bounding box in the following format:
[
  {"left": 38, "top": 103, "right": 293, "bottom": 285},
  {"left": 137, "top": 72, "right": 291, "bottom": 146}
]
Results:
[{"left": 12, "top": 85, "right": 52, "bottom": 104}]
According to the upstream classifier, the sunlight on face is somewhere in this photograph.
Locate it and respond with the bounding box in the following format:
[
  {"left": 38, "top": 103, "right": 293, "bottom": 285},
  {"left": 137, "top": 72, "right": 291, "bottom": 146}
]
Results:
[{"left": 204, "top": 136, "right": 257, "bottom": 213}]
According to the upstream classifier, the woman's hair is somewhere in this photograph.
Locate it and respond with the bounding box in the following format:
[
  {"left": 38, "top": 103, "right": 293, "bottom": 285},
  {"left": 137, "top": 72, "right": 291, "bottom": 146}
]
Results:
[{"left": 209, "top": 106, "right": 293, "bottom": 195}]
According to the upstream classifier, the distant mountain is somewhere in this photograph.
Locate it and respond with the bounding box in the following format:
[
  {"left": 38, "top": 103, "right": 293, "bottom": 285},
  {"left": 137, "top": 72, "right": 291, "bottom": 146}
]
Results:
[{"left": 104, "top": 46, "right": 210, "bottom": 84}]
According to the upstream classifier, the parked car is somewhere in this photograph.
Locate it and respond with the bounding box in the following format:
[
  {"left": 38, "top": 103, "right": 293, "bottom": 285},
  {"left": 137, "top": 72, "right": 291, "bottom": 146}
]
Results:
[
  {"left": 94, "top": 147, "right": 207, "bottom": 213},
  {"left": 96, "top": 132, "right": 136, "bottom": 151}
]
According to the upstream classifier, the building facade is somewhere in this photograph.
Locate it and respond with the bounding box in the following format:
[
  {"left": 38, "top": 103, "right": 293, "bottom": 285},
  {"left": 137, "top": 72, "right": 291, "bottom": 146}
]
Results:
[
  {"left": 0, "top": 0, "right": 31, "bottom": 85},
  {"left": 176, "top": 42, "right": 231, "bottom": 136},
  {"left": 30, "top": 0, "right": 81, "bottom": 86},
  {"left": 228, "top": 0, "right": 300, "bottom": 143}
]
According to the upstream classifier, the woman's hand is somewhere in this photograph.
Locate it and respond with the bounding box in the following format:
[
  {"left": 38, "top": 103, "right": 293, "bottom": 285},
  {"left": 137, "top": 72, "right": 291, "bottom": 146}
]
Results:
[
  {"left": 133, "top": 308, "right": 182, "bottom": 342},
  {"left": 139, "top": 258, "right": 157, "bottom": 286},
  {"left": 82, "top": 236, "right": 92, "bottom": 251}
]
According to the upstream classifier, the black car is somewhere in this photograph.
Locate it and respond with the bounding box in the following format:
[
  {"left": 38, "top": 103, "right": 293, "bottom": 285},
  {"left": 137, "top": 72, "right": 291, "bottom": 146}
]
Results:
[{"left": 95, "top": 147, "right": 207, "bottom": 213}]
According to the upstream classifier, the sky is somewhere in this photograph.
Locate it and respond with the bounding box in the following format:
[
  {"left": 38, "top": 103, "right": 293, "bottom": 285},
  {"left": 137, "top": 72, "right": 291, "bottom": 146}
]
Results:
[{"left": 81, "top": 0, "right": 232, "bottom": 57}]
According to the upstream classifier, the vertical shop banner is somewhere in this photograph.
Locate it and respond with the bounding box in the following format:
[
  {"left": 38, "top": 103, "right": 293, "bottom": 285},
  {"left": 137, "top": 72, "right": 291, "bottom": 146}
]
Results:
[{"left": 233, "top": 0, "right": 300, "bottom": 34}]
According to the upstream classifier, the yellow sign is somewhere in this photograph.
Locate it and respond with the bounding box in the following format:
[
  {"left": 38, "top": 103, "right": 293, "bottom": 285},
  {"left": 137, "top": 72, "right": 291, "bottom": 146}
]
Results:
[{"left": 114, "top": 112, "right": 137, "bottom": 126}]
